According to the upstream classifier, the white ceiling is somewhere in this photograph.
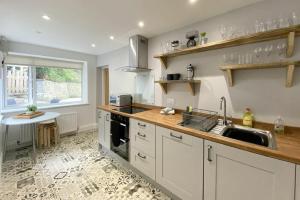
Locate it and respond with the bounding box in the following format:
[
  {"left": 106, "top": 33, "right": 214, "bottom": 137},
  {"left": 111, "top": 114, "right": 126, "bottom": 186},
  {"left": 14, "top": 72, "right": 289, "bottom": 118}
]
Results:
[{"left": 0, "top": 0, "right": 263, "bottom": 55}]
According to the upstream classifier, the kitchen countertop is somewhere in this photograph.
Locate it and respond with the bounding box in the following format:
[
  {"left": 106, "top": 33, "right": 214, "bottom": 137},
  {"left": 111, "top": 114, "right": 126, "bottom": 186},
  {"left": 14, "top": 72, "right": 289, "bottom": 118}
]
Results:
[{"left": 98, "top": 105, "right": 300, "bottom": 165}]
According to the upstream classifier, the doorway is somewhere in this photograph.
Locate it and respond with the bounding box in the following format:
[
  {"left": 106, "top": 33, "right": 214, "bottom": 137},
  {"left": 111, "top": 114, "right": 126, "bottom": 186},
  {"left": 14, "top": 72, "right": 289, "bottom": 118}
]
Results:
[
  {"left": 96, "top": 66, "right": 109, "bottom": 105},
  {"left": 103, "top": 68, "right": 109, "bottom": 105}
]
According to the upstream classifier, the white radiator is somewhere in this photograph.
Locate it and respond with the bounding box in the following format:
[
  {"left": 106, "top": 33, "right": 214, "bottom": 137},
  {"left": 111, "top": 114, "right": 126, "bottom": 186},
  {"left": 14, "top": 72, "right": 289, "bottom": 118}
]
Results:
[
  {"left": 57, "top": 112, "right": 78, "bottom": 135},
  {"left": 19, "top": 125, "right": 32, "bottom": 143}
]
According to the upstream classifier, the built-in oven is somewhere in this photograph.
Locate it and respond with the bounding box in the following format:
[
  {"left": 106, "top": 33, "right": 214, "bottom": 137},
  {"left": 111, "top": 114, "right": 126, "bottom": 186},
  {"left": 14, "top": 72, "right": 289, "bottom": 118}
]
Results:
[{"left": 110, "top": 113, "right": 130, "bottom": 161}]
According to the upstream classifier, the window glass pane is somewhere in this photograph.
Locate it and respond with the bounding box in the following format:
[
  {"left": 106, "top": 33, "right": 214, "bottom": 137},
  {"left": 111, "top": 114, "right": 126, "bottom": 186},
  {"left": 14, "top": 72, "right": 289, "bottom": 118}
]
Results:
[
  {"left": 36, "top": 66, "right": 82, "bottom": 105},
  {"left": 5, "top": 65, "right": 29, "bottom": 107}
]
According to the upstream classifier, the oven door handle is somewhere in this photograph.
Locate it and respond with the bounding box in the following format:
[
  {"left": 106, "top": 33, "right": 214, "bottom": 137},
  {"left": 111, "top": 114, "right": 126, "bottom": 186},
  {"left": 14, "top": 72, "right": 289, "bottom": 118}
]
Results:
[{"left": 119, "top": 123, "right": 127, "bottom": 127}]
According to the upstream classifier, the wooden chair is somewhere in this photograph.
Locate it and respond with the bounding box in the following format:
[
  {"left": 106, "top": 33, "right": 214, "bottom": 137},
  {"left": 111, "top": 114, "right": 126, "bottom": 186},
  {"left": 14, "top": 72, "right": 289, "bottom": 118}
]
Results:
[{"left": 37, "top": 120, "right": 59, "bottom": 148}]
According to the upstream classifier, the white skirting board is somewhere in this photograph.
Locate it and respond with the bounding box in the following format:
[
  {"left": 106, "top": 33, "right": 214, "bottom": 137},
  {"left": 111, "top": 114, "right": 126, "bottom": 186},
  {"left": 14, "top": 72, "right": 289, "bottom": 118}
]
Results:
[{"left": 78, "top": 123, "right": 98, "bottom": 133}]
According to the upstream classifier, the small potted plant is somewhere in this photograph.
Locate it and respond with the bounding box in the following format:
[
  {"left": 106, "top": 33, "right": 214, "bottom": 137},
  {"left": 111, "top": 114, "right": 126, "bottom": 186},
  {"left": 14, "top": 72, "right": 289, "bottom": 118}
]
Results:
[
  {"left": 200, "top": 32, "right": 208, "bottom": 45},
  {"left": 26, "top": 105, "right": 37, "bottom": 115}
]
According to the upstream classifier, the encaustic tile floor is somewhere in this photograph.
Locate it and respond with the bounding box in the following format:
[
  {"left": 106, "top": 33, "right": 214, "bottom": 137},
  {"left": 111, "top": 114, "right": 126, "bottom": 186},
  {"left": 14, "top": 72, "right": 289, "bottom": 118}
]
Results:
[{"left": 0, "top": 131, "right": 170, "bottom": 200}]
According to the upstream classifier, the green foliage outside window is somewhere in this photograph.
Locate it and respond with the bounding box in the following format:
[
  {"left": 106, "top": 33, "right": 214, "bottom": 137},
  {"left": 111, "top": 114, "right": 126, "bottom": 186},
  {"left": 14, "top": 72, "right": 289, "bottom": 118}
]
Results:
[{"left": 36, "top": 67, "right": 81, "bottom": 83}]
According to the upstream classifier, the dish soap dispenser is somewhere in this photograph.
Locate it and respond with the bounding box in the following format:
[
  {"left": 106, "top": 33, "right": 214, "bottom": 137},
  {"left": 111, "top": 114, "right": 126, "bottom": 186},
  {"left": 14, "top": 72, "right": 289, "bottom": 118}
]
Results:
[
  {"left": 274, "top": 116, "right": 285, "bottom": 134},
  {"left": 243, "top": 108, "right": 254, "bottom": 128}
]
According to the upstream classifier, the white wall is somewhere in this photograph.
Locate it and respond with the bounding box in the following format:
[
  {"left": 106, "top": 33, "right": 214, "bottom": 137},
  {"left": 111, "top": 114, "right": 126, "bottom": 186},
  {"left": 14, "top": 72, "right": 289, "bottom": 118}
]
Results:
[
  {"left": 148, "top": 0, "right": 300, "bottom": 126},
  {"left": 97, "top": 46, "right": 136, "bottom": 96},
  {"left": 3, "top": 41, "right": 98, "bottom": 148},
  {"left": 0, "top": 115, "right": 3, "bottom": 172}
]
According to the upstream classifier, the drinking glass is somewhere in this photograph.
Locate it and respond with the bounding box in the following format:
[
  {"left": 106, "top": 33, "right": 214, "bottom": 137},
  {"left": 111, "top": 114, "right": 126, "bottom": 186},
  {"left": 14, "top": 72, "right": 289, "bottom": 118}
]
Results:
[
  {"left": 254, "top": 47, "right": 263, "bottom": 63},
  {"left": 279, "top": 16, "right": 289, "bottom": 28},
  {"left": 277, "top": 43, "right": 286, "bottom": 57},
  {"left": 264, "top": 45, "right": 273, "bottom": 62},
  {"left": 223, "top": 54, "right": 229, "bottom": 64},
  {"left": 290, "top": 12, "right": 298, "bottom": 26},
  {"left": 219, "top": 25, "right": 227, "bottom": 40},
  {"left": 245, "top": 53, "right": 253, "bottom": 64},
  {"left": 238, "top": 54, "right": 245, "bottom": 65},
  {"left": 255, "top": 20, "right": 261, "bottom": 33}
]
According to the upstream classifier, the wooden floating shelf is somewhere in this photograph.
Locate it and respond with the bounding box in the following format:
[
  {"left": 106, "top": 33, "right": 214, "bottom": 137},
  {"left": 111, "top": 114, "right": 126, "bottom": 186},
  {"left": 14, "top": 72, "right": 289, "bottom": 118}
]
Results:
[
  {"left": 154, "top": 25, "right": 300, "bottom": 68},
  {"left": 155, "top": 80, "right": 201, "bottom": 96},
  {"left": 220, "top": 61, "right": 300, "bottom": 87}
]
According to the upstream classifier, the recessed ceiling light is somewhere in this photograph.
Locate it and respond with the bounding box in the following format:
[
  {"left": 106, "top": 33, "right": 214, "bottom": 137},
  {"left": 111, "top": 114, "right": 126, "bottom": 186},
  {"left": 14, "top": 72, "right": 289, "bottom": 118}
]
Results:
[
  {"left": 189, "top": 0, "right": 197, "bottom": 4},
  {"left": 109, "top": 36, "right": 114, "bottom": 40},
  {"left": 91, "top": 43, "right": 96, "bottom": 48},
  {"left": 138, "top": 21, "right": 145, "bottom": 28},
  {"left": 42, "top": 15, "right": 51, "bottom": 21}
]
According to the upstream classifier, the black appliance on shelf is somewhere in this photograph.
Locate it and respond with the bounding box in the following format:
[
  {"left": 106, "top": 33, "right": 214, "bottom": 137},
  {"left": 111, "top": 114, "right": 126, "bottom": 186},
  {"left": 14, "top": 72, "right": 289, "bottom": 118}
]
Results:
[{"left": 110, "top": 113, "right": 130, "bottom": 161}]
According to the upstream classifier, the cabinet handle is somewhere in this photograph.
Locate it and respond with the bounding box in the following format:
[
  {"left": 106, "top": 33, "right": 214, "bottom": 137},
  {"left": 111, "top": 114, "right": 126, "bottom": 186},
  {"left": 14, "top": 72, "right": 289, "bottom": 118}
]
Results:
[
  {"left": 120, "top": 123, "right": 127, "bottom": 127},
  {"left": 137, "top": 132, "right": 146, "bottom": 138},
  {"left": 138, "top": 122, "right": 146, "bottom": 127},
  {"left": 106, "top": 114, "right": 110, "bottom": 121},
  {"left": 137, "top": 153, "right": 146, "bottom": 159},
  {"left": 207, "top": 145, "right": 213, "bottom": 162},
  {"left": 170, "top": 132, "right": 183, "bottom": 140}
]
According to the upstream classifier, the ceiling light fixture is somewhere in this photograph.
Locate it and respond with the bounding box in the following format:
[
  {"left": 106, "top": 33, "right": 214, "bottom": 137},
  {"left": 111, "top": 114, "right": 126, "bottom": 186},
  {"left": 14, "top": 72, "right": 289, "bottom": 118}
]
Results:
[
  {"left": 189, "top": 0, "right": 198, "bottom": 4},
  {"left": 110, "top": 36, "right": 114, "bottom": 40},
  {"left": 42, "top": 15, "right": 51, "bottom": 21},
  {"left": 91, "top": 43, "right": 96, "bottom": 48},
  {"left": 138, "top": 21, "right": 145, "bottom": 28}
]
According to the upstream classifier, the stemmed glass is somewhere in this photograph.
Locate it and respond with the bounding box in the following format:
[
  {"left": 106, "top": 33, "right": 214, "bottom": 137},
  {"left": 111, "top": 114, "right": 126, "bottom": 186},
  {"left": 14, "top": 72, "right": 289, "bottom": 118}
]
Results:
[
  {"left": 254, "top": 47, "right": 263, "bottom": 63},
  {"left": 277, "top": 43, "right": 286, "bottom": 58},
  {"left": 219, "top": 25, "right": 227, "bottom": 40},
  {"left": 264, "top": 45, "right": 273, "bottom": 62}
]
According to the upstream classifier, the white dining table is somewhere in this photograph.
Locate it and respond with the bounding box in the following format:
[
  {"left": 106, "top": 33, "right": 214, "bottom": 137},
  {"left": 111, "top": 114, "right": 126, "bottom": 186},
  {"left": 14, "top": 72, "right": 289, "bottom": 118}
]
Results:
[{"left": 2, "top": 112, "right": 60, "bottom": 162}]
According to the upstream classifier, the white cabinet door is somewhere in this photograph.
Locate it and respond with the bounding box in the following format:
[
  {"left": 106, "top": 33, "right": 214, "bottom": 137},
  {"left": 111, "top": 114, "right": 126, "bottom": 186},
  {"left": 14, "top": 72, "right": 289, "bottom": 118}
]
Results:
[
  {"left": 98, "top": 110, "right": 105, "bottom": 145},
  {"left": 156, "top": 126, "right": 203, "bottom": 200},
  {"left": 103, "top": 111, "right": 111, "bottom": 149},
  {"left": 98, "top": 110, "right": 110, "bottom": 149},
  {"left": 131, "top": 147, "right": 156, "bottom": 180},
  {"left": 204, "top": 140, "right": 295, "bottom": 200},
  {"left": 296, "top": 165, "right": 300, "bottom": 200}
]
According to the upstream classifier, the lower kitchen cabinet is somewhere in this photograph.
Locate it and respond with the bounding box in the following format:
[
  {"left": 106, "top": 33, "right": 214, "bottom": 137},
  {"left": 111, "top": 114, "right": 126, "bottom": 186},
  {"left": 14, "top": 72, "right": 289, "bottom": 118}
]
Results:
[
  {"left": 98, "top": 110, "right": 111, "bottom": 149},
  {"left": 156, "top": 126, "right": 203, "bottom": 200},
  {"left": 130, "top": 147, "right": 156, "bottom": 180},
  {"left": 296, "top": 165, "right": 300, "bottom": 200},
  {"left": 204, "top": 140, "right": 295, "bottom": 200}
]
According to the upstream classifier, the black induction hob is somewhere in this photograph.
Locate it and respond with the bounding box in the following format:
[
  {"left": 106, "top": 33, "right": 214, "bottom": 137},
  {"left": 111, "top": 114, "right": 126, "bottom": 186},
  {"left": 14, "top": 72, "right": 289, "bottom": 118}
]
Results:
[{"left": 113, "top": 106, "right": 149, "bottom": 114}]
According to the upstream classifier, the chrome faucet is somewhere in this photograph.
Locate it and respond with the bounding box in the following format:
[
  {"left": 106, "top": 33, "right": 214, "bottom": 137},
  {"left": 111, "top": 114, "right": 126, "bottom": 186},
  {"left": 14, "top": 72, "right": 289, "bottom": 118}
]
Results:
[{"left": 220, "top": 96, "right": 227, "bottom": 125}]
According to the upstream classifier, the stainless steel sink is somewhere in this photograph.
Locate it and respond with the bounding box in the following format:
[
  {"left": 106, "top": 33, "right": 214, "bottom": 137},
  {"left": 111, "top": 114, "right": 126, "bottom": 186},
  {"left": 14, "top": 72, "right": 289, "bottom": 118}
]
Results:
[{"left": 220, "top": 125, "right": 277, "bottom": 149}]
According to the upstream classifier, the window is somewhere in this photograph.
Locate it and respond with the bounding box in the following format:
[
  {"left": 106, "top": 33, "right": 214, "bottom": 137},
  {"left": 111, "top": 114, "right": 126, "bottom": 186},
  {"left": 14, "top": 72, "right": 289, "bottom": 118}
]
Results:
[
  {"left": 5, "top": 65, "right": 30, "bottom": 107},
  {"left": 36, "top": 66, "right": 82, "bottom": 105},
  {"left": 1, "top": 54, "right": 87, "bottom": 111}
]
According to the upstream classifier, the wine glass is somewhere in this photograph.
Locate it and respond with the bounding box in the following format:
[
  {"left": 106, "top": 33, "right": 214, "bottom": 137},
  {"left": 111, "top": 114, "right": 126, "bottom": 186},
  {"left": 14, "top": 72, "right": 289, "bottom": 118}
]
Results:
[
  {"left": 277, "top": 43, "right": 286, "bottom": 57},
  {"left": 219, "top": 25, "right": 227, "bottom": 40},
  {"left": 264, "top": 45, "right": 273, "bottom": 62},
  {"left": 254, "top": 47, "right": 263, "bottom": 63}
]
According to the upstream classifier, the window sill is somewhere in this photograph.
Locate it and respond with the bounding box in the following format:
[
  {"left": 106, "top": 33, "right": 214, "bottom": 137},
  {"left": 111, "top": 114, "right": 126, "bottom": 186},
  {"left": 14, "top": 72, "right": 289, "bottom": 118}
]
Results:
[{"left": 0, "top": 102, "right": 89, "bottom": 114}]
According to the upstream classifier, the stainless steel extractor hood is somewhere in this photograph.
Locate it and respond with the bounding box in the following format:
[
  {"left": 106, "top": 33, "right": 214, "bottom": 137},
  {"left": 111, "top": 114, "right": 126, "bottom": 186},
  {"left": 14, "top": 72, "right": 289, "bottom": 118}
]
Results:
[{"left": 119, "top": 35, "right": 150, "bottom": 73}]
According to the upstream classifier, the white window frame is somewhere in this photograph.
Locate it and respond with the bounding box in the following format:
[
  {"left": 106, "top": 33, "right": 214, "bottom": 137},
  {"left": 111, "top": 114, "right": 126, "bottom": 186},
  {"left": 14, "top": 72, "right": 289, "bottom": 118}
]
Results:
[{"left": 0, "top": 53, "right": 88, "bottom": 113}]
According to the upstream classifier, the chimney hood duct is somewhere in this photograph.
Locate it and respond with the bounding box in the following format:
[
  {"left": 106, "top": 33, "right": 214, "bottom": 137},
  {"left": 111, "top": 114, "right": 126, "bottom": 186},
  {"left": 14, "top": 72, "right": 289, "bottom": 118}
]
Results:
[{"left": 119, "top": 35, "right": 150, "bottom": 73}]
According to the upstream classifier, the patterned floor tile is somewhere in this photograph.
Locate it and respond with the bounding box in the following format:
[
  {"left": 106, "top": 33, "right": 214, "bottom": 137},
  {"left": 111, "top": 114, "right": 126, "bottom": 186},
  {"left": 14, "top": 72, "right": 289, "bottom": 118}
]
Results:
[{"left": 0, "top": 131, "right": 171, "bottom": 200}]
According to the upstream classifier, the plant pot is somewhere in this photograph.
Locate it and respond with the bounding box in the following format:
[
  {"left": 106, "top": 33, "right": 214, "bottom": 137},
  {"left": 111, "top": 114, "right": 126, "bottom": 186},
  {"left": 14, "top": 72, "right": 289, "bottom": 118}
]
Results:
[
  {"left": 200, "top": 37, "right": 208, "bottom": 45},
  {"left": 26, "top": 111, "right": 33, "bottom": 115}
]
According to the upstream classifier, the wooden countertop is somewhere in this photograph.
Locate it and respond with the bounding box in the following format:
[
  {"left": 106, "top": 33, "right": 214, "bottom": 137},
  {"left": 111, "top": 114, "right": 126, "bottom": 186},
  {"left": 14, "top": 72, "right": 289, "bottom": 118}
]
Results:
[{"left": 98, "top": 105, "right": 300, "bottom": 165}]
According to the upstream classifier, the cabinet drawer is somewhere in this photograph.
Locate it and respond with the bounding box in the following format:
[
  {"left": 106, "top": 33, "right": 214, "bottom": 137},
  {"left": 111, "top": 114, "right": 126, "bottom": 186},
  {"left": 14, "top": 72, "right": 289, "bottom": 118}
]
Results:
[
  {"left": 130, "top": 125, "right": 155, "bottom": 157},
  {"left": 156, "top": 126, "right": 195, "bottom": 145},
  {"left": 130, "top": 119, "right": 155, "bottom": 135},
  {"left": 130, "top": 147, "right": 155, "bottom": 180}
]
